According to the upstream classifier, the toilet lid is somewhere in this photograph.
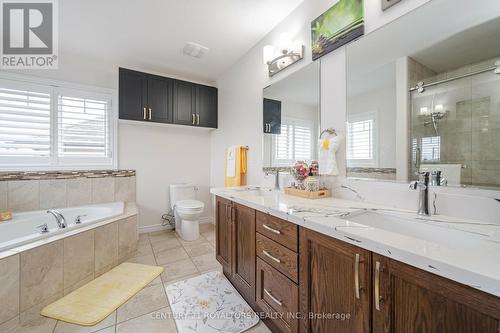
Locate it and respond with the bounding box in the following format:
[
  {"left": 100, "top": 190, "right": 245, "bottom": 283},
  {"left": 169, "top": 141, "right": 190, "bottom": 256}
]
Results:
[{"left": 176, "top": 199, "right": 204, "bottom": 210}]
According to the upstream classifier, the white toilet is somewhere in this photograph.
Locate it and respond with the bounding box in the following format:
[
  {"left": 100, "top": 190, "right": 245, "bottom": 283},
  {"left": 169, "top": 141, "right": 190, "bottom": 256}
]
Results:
[{"left": 169, "top": 184, "right": 205, "bottom": 241}]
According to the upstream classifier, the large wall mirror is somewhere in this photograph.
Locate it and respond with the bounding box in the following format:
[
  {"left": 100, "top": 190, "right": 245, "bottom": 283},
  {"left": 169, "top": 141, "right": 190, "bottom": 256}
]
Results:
[
  {"left": 346, "top": 1, "right": 500, "bottom": 187},
  {"left": 263, "top": 62, "right": 320, "bottom": 169}
]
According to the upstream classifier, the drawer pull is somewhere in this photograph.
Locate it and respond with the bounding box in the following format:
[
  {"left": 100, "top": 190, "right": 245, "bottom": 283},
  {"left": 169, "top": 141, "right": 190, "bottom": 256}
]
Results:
[
  {"left": 148, "top": 108, "right": 152, "bottom": 120},
  {"left": 143, "top": 107, "right": 147, "bottom": 120},
  {"left": 355, "top": 253, "right": 361, "bottom": 299},
  {"left": 262, "top": 224, "right": 281, "bottom": 234},
  {"left": 264, "top": 289, "right": 282, "bottom": 307},
  {"left": 262, "top": 250, "right": 281, "bottom": 263},
  {"left": 375, "top": 261, "right": 381, "bottom": 311}
]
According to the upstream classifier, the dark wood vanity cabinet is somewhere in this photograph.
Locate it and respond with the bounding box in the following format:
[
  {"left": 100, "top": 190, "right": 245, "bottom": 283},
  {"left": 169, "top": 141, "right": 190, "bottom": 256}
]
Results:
[
  {"left": 215, "top": 196, "right": 232, "bottom": 274},
  {"left": 263, "top": 98, "right": 282, "bottom": 134},
  {"left": 215, "top": 197, "right": 500, "bottom": 333},
  {"left": 372, "top": 254, "right": 500, "bottom": 333},
  {"left": 119, "top": 67, "right": 217, "bottom": 128},
  {"left": 215, "top": 197, "right": 256, "bottom": 303},
  {"left": 299, "top": 227, "right": 372, "bottom": 333}
]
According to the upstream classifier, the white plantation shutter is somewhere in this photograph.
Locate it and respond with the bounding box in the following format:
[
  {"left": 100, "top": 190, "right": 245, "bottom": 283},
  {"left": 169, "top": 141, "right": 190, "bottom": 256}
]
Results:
[
  {"left": 347, "top": 112, "right": 377, "bottom": 166},
  {"left": 0, "top": 77, "right": 116, "bottom": 170},
  {"left": 57, "top": 89, "right": 113, "bottom": 166},
  {"left": 421, "top": 136, "right": 440, "bottom": 161},
  {"left": 272, "top": 118, "right": 313, "bottom": 166},
  {"left": 0, "top": 80, "right": 52, "bottom": 165}
]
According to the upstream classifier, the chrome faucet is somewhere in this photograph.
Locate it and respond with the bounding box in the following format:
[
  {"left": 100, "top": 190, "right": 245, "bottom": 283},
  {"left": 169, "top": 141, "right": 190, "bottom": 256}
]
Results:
[
  {"left": 409, "top": 172, "right": 430, "bottom": 216},
  {"left": 47, "top": 210, "right": 67, "bottom": 228}
]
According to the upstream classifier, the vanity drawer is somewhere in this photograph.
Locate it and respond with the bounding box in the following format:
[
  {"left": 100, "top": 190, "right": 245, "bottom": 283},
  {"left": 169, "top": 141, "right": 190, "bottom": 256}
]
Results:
[
  {"left": 256, "top": 233, "right": 298, "bottom": 283},
  {"left": 256, "top": 258, "right": 298, "bottom": 333},
  {"left": 256, "top": 211, "right": 298, "bottom": 252}
]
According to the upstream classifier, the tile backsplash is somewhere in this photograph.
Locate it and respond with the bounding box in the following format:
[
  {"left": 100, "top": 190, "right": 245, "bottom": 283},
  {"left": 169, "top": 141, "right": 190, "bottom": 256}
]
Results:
[{"left": 0, "top": 170, "right": 136, "bottom": 212}]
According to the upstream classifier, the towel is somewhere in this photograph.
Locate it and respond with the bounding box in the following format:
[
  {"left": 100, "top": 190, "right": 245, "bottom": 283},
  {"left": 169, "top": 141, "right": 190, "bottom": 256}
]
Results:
[
  {"left": 225, "top": 146, "right": 247, "bottom": 187},
  {"left": 319, "top": 135, "right": 343, "bottom": 176}
]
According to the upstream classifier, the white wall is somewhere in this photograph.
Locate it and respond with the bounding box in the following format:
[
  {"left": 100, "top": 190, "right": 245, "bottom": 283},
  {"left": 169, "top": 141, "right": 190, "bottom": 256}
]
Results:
[{"left": 119, "top": 123, "right": 212, "bottom": 229}]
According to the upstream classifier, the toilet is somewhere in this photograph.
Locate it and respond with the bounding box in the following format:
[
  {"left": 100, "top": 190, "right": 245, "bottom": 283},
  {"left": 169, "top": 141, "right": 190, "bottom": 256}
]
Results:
[{"left": 169, "top": 184, "right": 205, "bottom": 241}]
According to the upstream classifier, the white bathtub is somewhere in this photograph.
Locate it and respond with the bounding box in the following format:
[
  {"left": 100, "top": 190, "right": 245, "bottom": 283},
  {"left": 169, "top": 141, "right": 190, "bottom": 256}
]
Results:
[{"left": 0, "top": 202, "right": 124, "bottom": 252}]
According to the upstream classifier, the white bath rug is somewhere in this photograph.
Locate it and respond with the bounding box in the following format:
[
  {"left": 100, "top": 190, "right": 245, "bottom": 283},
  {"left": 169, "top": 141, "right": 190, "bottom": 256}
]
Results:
[{"left": 165, "top": 270, "right": 259, "bottom": 333}]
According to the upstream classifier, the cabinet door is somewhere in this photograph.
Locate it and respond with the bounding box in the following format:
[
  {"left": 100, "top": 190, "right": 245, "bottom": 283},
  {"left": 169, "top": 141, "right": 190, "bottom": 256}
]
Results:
[
  {"left": 147, "top": 75, "right": 172, "bottom": 123},
  {"left": 119, "top": 68, "right": 148, "bottom": 121},
  {"left": 299, "top": 227, "right": 371, "bottom": 333},
  {"left": 173, "top": 80, "right": 196, "bottom": 126},
  {"left": 263, "top": 98, "right": 281, "bottom": 134},
  {"left": 373, "top": 254, "right": 500, "bottom": 333},
  {"left": 196, "top": 85, "right": 218, "bottom": 128},
  {"left": 231, "top": 203, "right": 256, "bottom": 303},
  {"left": 215, "top": 196, "right": 232, "bottom": 274}
]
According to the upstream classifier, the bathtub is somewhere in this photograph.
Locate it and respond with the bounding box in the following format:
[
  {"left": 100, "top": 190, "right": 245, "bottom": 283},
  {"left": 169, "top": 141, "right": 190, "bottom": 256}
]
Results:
[{"left": 0, "top": 202, "right": 124, "bottom": 252}]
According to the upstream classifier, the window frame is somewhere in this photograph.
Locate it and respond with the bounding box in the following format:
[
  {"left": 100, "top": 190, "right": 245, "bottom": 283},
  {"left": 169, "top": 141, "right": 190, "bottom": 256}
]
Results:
[
  {"left": 346, "top": 111, "right": 379, "bottom": 167},
  {"left": 271, "top": 116, "right": 314, "bottom": 167},
  {"left": 0, "top": 72, "right": 118, "bottom": 171}
]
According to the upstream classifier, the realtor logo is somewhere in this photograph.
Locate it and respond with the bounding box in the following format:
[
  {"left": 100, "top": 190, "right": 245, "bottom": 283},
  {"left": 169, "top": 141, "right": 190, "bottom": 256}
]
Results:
[{"left": 1, "top": 0, "right": 58, "bottom": 69}]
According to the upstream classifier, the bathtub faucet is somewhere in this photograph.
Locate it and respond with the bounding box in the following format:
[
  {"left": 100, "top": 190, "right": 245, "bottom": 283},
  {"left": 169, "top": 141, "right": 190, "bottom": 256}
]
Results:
[{"left": 47, "top": 210, "right": 67, "bottom": 229}]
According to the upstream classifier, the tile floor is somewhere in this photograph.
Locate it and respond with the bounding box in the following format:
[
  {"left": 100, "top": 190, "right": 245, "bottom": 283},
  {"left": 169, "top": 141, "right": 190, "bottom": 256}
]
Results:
[{"left": 6, "top": 223, "right": 271, "bottom": 333}]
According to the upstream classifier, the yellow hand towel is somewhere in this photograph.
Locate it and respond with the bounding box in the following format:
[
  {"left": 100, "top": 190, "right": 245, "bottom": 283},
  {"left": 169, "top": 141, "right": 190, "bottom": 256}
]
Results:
[{"left": 224, "top": 146, "right": 247, "bottom": 187}]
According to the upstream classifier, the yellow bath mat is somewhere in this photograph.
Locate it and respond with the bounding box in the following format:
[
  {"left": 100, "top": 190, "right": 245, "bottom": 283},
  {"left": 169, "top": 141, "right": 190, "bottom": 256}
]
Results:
[{"left": 41, "top": 262, "right": 164, "bottom": 326}]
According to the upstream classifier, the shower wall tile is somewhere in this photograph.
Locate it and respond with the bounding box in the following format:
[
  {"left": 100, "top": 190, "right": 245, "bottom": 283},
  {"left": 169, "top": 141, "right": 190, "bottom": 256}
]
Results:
[
  {"left": 440, "top": 132, "right": 472, "bottom": 162},
  {"left": 114, "top": 176, "right": 136, "bottom": 203},
  {"left": 471, "top": 161, "right": 500, "bottom": 186},
  {"left": 0, "top": 254, "right": 19, "bottom": 324},
  {"left": 472, "top": 129, "right": 500, "bottom": 161},
  {"left": 7, "top": 180, "right": 39, "bottom": 212},
  {"left": 39, "top": 179, "right": 67, "bottom": 210},
  {"left": 20, "top": 240, "right": 63, "bottom": 311},
  {"left": 92, "top": 177, "right": 115, "bottom": 204},
  {"left": 63, "top": 230, "right": 94, "bottom": 290},
  {"left": 66, "top": 178, "right": 92, "bottom": 207}
]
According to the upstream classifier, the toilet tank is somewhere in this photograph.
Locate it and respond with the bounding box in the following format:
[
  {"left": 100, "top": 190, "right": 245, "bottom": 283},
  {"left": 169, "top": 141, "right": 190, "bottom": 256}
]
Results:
[{"left": 169, "top": 184, "right": 196, "bottom": 209}]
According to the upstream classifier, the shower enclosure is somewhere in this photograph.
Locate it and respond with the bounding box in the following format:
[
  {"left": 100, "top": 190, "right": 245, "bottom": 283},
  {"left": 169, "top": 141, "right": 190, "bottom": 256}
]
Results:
[{"left": 410, "top": 58, "right": 500, "bottom": 187}]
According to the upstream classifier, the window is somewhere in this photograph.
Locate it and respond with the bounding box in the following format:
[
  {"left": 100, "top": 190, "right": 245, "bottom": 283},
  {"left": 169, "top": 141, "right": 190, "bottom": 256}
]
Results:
[
  {"left": 420, "top": 136, "right": 441, "bottom": 162},
  {"left": 0, "top": 76, "right": 116, "bottom": 170},
  {"left": 347, "top": 112, "right": 377, "bottom": 167},
  {"left": 272, "top": 118, "right": 313, "bottom": 166}
]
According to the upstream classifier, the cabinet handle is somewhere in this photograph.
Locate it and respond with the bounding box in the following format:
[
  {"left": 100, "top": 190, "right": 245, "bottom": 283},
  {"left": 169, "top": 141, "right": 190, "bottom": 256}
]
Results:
[
  {"left": 192, "top": 114, "right": 195, "bottom": 125},
  {"left": 143, "top": 107, "right": 147, "bottom": 120},
  {"left": 266, "top": 123, "right": 270, "bottom": 132},
  {"left": 355, "top": 253, "right": 361, "bottom": 299},
  {"left": 375, "top": 261, "right": 382, "bottom": 311},
  {"left": 148, "top": 108, "right": 152, "bottom": 120},
  {"left": 262, "top": 250, "right": 281, "bottom": 263},
  {"left": 196, "top": 114, "right": 200, "bottom": 125},
  {"left": 262, "top": 224, "right": 281, "bottom": 234},
  {"left": 264, "top": 289, "right": 282, "bottom": 307}
]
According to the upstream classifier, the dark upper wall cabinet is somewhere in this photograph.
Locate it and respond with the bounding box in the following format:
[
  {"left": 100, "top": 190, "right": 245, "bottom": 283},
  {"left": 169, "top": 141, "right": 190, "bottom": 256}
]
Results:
[
  {"left": 263, "top": 98, "right": 281, "bottom": 134},
  {"left": 119, "top": 67, "right": 217, "bottom": 128}
]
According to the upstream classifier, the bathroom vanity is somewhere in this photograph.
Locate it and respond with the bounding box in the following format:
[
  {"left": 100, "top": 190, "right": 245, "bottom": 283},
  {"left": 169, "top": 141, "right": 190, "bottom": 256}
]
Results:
[{"left": 212, "top": 187, "right": 500, "bottom": 333}]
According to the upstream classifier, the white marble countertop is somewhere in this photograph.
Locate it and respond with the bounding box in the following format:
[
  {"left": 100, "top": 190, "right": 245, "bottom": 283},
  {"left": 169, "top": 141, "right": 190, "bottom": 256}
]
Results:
[{"left": 210, "top": 186, "right": 500, "bottom": 298}]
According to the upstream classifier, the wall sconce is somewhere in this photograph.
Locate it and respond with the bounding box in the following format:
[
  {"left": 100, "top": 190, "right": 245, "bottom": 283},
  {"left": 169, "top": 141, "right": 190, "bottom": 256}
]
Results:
[{"left": 263, "top": 33, "right": 304, "bottom": 77}]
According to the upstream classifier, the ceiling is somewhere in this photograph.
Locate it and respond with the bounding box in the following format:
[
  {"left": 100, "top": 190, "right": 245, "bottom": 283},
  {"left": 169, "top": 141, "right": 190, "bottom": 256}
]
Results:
[
  {"left": 411, "top": 16, "right": 500, "bottom": 73},
  {"left": 59, "top": 0, "right": 304, "bottom": 83}
]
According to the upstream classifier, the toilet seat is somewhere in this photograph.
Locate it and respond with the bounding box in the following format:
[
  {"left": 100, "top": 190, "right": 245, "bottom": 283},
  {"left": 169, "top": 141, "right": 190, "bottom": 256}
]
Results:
[{"left": 175, "top": 199, "right": 204, "bottom": 212}]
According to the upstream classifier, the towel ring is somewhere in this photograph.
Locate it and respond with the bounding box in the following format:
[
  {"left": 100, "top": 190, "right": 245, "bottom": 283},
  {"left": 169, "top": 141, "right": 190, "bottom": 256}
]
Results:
[{"left": 319, "top": 128, "right": 337, "bottom": 139}]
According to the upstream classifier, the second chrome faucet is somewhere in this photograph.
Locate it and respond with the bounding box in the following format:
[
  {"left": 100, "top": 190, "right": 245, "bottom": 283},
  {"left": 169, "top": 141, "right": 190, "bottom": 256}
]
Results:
[{"left": 47, "top": 210, "right": 67, "bottom": 228}]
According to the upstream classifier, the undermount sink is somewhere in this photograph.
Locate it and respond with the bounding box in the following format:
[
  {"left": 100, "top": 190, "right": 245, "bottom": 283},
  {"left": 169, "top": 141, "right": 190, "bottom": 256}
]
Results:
[
  {"left": 339, "top": 210, "right": 485, "bottom": 249},
  {"left": 232, "top": 186, "right": 276, "bottom": 197}
]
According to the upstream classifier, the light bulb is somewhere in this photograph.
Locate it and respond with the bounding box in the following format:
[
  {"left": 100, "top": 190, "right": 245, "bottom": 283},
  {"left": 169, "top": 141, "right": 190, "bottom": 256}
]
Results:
[{"left": 278, "top": 33, "right": 292, "bottom": 53}]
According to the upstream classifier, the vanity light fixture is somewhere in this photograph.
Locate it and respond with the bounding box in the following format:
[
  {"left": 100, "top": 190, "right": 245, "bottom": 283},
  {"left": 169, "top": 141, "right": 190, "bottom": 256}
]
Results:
[{"left": 263, "top": 33, "right": 304, "bottom": 77}]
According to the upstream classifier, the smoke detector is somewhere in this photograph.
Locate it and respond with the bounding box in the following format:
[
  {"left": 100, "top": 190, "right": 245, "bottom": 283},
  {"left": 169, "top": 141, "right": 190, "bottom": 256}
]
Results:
[{"left": 183, "top": 42, "right": 209, "bottom": 59}]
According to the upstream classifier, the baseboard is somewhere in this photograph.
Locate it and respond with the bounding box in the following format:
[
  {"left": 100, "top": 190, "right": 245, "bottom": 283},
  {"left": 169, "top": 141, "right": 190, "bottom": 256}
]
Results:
[{"left": 138, "top": 216, "right": 214, "bottom": 234}]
